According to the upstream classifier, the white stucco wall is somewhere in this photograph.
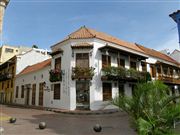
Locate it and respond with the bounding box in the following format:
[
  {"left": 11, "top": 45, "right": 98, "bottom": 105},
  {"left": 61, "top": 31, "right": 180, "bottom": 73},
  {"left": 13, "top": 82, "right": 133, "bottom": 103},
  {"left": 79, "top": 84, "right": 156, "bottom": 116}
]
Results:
[
  {"left": 50, "top": 38, "right": 148, "bottom": 110},
  {"left": 14, "top": 66, "right": 51, "bottom": 107},
  {"left": 16, "top": 49, "right": 51, "bottom": 75}
]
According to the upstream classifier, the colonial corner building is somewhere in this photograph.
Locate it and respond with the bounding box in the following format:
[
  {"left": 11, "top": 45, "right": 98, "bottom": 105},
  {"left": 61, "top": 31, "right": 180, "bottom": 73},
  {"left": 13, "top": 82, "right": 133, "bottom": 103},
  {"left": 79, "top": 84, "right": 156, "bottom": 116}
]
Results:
[{"left": 13, "top": 26, "right": 180, "bottom": 111}]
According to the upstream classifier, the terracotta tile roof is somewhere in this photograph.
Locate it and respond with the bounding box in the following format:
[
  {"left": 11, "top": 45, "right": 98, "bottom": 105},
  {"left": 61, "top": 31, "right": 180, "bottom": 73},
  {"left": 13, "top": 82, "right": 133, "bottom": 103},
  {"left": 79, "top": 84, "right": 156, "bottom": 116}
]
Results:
[
  {"left": 52, "top": 26, "right": 145, "bottom": 54},
  {"left": 71, "top": 42, "right": 93, "bottom": 49},
  {"left": 17, "top": 59, "right": 51, "bottom": 76},
  {"left": 136, "top": 44, "right": 179, "bottom": 66}
]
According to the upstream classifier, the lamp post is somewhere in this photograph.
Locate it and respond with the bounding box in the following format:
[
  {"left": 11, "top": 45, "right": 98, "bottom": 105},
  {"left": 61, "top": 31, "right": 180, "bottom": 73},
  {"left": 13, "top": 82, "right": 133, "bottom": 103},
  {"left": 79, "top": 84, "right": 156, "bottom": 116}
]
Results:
[{"left": 169, "top": 10, "right": 180, "bottom": 48}]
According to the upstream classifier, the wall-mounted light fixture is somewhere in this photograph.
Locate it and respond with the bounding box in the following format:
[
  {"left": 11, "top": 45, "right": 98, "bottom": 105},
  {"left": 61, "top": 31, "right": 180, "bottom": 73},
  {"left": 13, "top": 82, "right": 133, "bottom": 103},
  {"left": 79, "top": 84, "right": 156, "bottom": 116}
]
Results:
[
  {"left": 61, "top": 70, "right": 65, "bottom": 76},
  {"left": 43, "top": 81, "right": 50, "bottom": 92}
]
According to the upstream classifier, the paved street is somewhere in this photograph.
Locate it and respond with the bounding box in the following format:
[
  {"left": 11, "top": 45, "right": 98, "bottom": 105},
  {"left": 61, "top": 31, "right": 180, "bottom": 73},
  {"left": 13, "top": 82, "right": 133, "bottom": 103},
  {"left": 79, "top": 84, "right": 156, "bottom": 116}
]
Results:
[{"left": 0, "top": 105, "right": 136, "bottom": 135}]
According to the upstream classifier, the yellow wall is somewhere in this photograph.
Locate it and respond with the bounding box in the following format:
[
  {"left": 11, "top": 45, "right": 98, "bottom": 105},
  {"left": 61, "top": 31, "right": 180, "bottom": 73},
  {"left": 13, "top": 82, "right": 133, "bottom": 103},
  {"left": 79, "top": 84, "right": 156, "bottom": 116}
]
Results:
[{"left": 0, "top": 59, "right": 16, "bottom": 103}]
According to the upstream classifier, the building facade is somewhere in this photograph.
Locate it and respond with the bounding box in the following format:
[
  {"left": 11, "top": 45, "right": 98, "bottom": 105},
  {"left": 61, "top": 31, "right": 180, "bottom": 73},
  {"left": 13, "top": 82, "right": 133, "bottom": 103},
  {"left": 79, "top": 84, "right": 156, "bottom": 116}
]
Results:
[
  {"left": 49, "top": 26, "right": 152, "bottom": 110},
  {"left": 0, "top": 45, "right": 31, "bottom": 64},
  {"left": 0, "top": 56, "right": 16, "bottom": 103},
  {"left": 14, "top": 59, "right": 52, "bottom": 107},
  {"left": 0, "top": 48, "right": 50, "bottom": 103},
  {"left": 136, "top": 44, "right": 180, "bottom": 96},
  {"left": 12, "top": 27, "right": 180, "bottom": 110}
]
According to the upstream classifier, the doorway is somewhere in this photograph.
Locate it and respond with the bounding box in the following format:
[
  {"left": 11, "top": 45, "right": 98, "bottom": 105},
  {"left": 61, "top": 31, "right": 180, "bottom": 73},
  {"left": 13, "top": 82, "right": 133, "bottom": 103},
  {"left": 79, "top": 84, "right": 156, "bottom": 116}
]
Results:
[
  {"left": 25, "top": 84, "right": 31, "bottom": 105},
  {"left": 39, "top": 83, "right": 44, "bottom": 106},
  {"left": 76, "top": 81, "right": 90, "bottom": 110},
  {"left": 26, "top": 90, "right": 30, "bottom": 105},
  {"left": 32, "top": 84, "right": 36, "bottom": 105}
]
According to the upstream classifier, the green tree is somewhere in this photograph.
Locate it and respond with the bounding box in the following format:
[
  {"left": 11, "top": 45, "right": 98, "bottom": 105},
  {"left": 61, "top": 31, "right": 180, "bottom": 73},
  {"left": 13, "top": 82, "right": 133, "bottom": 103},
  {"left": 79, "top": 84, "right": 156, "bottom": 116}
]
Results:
[
  {"left": 113, "top": 81, "right": 180, "bottom": 135},
  {"left": 32, "top": 45, "right": 38, "bottom": 49}
]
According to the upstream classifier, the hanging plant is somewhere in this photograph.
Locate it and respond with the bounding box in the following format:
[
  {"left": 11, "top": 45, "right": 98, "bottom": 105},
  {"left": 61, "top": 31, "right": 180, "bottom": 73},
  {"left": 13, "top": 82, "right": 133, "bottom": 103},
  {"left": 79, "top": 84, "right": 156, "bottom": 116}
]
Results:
[{"left": 49, "top": 69, "right": 62, "bottom": 82}]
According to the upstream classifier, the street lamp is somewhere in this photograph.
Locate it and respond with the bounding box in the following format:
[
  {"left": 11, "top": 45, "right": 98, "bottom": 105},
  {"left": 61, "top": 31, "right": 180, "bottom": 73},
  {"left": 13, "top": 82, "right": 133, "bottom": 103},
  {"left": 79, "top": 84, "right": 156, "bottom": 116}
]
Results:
[{"left": 169, "top": 10, "right": 180, "bottom": 48}]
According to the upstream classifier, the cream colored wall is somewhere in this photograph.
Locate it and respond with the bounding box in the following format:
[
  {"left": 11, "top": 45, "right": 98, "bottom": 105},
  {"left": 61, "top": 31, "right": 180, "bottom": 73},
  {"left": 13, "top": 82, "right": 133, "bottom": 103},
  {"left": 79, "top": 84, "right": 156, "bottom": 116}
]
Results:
[{"left": 0, "top": 45, "right": 20, "bottom": 64}]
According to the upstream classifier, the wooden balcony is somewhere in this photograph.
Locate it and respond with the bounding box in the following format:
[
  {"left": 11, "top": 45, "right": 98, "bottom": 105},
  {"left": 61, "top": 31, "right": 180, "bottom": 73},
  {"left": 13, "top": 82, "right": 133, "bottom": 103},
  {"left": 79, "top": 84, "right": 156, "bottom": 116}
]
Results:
[
  {"left": 158, "top": 75, "right": 180, "bottom": 85},
  {"left": 49, "top": 69, "right": 62, "bottom": 82},
  {"left": 0, "top": 73, "right": 13, "bottom": 81},
  {"left": 72, "top": 67, "right": 95, "bottom": 80},
  {"left": 101, "top": 66, "right": 151, "bottom": 82}
]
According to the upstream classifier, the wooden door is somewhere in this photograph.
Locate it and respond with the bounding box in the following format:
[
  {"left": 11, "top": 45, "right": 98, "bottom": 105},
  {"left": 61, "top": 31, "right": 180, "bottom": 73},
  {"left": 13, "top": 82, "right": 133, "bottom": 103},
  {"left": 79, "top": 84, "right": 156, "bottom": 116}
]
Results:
[
  {"left": 103, "top": 82, "right": 112, "bottom": 101},
  {"left": 39, "top": 83, "right": 44, "bottom": 106},
  {"left": 26, "top": 90, "right": 30, "bottom": 105},
  {"left": 32, "top": 84, "right": 36, "bottom": 105},
  {"left": 150, "top": 64, "right": 156, "bottom": 77}
]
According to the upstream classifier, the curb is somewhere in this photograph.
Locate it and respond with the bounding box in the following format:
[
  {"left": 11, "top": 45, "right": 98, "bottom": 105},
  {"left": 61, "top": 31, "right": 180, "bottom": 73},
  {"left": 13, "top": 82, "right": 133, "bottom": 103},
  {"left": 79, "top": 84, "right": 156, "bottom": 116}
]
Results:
[
  {"left": 3, "top": 104, "right": 120, "bottom": 115},
  {"left": 51, "top": 109, "right": 119, "bottom": 115}
]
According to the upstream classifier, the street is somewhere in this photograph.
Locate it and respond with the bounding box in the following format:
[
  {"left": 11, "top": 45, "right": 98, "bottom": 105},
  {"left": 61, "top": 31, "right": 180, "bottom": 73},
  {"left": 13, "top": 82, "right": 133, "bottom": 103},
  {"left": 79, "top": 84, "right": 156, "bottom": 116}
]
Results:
[{"left": 0, "top": 105, "right": 136, "bottom": 135}]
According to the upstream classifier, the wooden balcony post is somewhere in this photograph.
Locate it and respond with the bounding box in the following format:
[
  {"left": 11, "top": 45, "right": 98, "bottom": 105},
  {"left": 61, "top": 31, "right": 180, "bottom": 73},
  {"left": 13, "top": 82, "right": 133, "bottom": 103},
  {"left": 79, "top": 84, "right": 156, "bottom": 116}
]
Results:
[
  {"left": 117, "top": 51, "right": 120, "bottom": 67},
  {"left": 137, "top": 58, "right": 139, "bottom": 71},
  {"left": 160, "top": 64, "right": 163, "bottom": 77},
  {"left": 167, "top": 67, "right": 170, "bottom": 77},
  {"left": 128, "top": 55, "right": 130, "bottom": 69}
]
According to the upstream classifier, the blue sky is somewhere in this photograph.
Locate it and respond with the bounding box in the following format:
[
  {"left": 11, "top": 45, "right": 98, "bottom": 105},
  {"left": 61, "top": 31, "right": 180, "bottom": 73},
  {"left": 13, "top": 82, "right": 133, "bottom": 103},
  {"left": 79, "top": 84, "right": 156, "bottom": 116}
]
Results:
[{"left": 2, "top": 0, "right": 180, "bottom": 51}]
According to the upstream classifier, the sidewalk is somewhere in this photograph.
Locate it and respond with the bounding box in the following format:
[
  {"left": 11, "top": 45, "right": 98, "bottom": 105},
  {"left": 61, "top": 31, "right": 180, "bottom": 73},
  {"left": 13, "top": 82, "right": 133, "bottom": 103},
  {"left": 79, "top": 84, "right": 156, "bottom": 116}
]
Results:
[{"left": 5, "top": 104, "right": 120, "bottom": 115}]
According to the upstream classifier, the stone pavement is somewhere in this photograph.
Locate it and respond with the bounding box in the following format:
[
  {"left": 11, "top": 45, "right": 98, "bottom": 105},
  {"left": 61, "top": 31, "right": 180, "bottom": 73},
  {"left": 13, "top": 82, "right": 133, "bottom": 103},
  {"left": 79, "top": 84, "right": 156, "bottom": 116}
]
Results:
[{"left": 0, "top": 105, "right": 136, "bottom": 135}]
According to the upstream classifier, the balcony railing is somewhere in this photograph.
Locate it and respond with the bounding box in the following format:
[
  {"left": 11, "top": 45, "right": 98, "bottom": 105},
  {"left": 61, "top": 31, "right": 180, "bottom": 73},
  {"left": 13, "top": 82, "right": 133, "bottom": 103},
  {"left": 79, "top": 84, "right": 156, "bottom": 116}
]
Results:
[
  {"left": 49, "top": 69, "right": 62, "bottom": 82},
  {"left": 158, "top": 74, "right": 180, "bottom": 84},
  {"left": 72, "top": 67, "right": 95, "bottom": 80},
  {"left": 101, "top": 66, "right": 151, "bottom": 82},
  {"left": 0, "top": 73, "right": 13, "bottom": 81}
]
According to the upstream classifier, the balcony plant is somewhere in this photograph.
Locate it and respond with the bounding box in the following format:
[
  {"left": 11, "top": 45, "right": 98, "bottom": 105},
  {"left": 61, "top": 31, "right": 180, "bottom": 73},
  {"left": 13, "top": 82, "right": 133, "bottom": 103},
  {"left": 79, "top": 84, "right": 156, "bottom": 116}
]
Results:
[
  {"left": 102, "top": 66, "right": 126, "bottom": 79},
  {"left": 49, "top": 69, "right": 62, "bottom": 82},
  {"left": 72, "top": 67, "right": 95, "bottom": 80},
  {"left": 102, "top": 66, "right": 149, "bottom": 81},
  {"left": 126, "top": 68, "right": 139, "bottom": 79}
]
